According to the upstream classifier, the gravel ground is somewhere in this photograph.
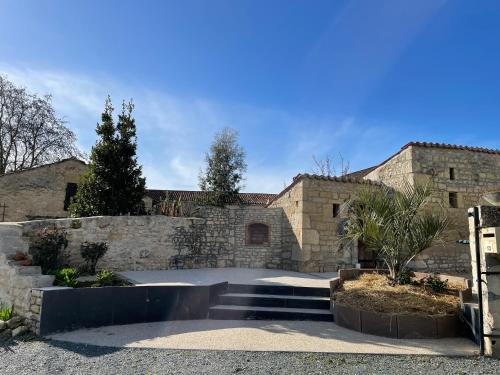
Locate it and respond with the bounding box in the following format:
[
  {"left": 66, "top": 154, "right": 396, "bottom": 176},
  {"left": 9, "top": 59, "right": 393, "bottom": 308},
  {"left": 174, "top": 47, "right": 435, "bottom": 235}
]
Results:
[{"left": 1, "top": 334, "right": 498, "bottom": 375}]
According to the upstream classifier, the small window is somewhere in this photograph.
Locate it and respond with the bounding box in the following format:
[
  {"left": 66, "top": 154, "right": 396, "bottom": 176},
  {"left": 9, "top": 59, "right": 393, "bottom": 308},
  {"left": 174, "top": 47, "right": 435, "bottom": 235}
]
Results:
[
  {"left": 246, "top": 223, "right": 270, "bottom": 245},
  {"left": 332, "top": 203, "right": 340, "bottom": 218},
  {"left": 449, "top": 192, "right": 458, "bottom": 208},
  {"left": 449, "top": 168, "right": 455, "bottom": 180},
  {"left": 64, "top": 183, "right": 78, "bottom": 211}
]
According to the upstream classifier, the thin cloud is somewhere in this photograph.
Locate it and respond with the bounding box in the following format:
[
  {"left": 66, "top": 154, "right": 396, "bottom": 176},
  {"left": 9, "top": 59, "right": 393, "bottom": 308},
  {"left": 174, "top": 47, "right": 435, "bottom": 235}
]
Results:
[{"left": 0, "top": 64, "right": 395, "bottom": 192}]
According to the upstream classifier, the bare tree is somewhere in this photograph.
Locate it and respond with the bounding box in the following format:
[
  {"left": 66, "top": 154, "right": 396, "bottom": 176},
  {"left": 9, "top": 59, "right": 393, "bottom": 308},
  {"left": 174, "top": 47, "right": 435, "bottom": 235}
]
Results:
[
  {"left": 0, "top": 75, "right": 82, "bottom": 175},
  {"left": 312, "top": 153, "right": 350, "bottom": 177}
]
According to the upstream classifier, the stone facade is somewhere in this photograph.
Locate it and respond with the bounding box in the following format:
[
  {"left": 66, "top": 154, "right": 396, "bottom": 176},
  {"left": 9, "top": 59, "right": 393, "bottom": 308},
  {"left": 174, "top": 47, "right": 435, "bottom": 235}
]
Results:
[
  {"left": 268, "top": 178, "right": 303, "bottom": 271},
  {"left": 14, "top": 206, "right": 286, "bottom": 272},
  {"left": 0, "top": 158, "right": 86, "bottom": 222},
  {"left": 364, "top": 146, "right": 413, "bottom": 190},
  {"left": 269, "top": 143, "right": 500, "bottom": 274},
  {"left": 364, "top": 144, "right": 500, "bottom": 274},
  {"left": 1, "top": 141, "right": 499, "bottom": 276},
  {"left": 270, "top": 177, "right": 376, "bottom": 272},
  {"left": 0, "top": 224, "right": 54, "bottom": 331}
]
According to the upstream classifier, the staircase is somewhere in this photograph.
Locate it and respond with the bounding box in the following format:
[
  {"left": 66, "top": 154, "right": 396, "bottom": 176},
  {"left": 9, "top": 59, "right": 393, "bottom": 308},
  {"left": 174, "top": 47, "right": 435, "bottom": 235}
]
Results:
[
  {"left": 461, "top": 301, "right": 481, "bottom": 344},
  {"left": 209, "top": 284, "right": 333, "bottom": 321}
]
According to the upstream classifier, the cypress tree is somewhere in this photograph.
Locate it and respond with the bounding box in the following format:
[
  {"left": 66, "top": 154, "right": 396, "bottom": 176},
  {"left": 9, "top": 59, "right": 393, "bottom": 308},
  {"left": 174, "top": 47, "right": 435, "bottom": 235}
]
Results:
[
  {"left": 198, "top": 127, "right": 247, "bottom": 205},
  {"left": 70, "top": 96, "right": 146, "bottom": 216}
]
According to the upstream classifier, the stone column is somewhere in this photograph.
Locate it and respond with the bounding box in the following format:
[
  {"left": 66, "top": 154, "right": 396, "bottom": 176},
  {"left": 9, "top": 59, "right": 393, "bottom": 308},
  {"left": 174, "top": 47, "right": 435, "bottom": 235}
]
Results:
[{"left": 468, "top": 206, "right": 500, "bottom": 357}]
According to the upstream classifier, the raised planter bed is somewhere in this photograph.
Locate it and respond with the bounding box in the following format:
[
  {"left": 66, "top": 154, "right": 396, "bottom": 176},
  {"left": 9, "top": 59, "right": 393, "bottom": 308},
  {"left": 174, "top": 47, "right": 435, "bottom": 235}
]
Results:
[
  {"left": 37, "top": 282, "right": 228, "bottom": 335},
  {"left": 334, "top": 303, "right": 462, "bottom": 339},
  {"left": 331, "top": 269, "right": 470, "bottom": 339}
]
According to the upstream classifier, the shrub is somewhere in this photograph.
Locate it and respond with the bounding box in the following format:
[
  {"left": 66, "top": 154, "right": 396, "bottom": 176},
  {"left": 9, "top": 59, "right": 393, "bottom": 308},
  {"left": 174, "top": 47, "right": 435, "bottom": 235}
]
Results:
[
  {"left": 80, "top": 242, "right": 108, "bottom": 274},
  {"left": 343, "top": 182, "right": 448, "bottom": 281},
  {"left": 54, "top": 267, "right": 79, "bottom": 288},
  {"left": 422, "top": 274, "right": 448, "bottom": 293},
  {"left": 29, "top": 226, "right": 69, "bottom": 274},
  {"left": 394, "top": 269, "right": 413, "bottom": 285},
  {"left": 96, "top": 269, "right": 116, "bottom": 286},
  {"left": 0, "top": 304, "right": 13, "bottom": 321}
]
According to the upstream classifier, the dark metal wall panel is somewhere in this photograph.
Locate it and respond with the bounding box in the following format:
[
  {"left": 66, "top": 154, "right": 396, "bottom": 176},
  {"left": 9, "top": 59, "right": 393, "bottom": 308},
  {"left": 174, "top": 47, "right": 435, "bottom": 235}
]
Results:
[{"left": 39, "top": 284, "right": 223, "bottom": 336}]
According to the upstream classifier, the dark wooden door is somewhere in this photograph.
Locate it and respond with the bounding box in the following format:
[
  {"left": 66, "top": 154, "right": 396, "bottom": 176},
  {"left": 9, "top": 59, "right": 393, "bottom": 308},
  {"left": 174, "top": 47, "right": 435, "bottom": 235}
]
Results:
[{"left": 357, "top": 240, "right": 376, "bottom": 268}]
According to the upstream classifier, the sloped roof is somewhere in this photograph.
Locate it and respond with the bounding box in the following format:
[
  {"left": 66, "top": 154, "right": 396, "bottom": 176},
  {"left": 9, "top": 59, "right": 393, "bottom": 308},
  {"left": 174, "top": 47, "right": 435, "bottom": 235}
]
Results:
[
  {"left": 402, "top": 141, "right": 500, "bottom": 155},
  {"left": 344, "top": 166, "right": 377, "bottom": 179},
  {"left": 146, "top": 189, "right": 276, "bottom": 206},
  {"left": 365, "top": 141, "right": 500, "bottom": 177},
  {"left": 265, "top": 173, "right": 381, "bottom": 207},
  {"left": 0, "top": 157, "right": 86, "bottom": 178}
]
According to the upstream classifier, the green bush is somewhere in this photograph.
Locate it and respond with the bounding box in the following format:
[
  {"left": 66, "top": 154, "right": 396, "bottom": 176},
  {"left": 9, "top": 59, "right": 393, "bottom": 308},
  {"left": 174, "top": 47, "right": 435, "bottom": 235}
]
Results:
[
  {"left": 29, "top": 226, "right": 69, "bottom": 274},
  {"left": 422, "top": 274, "right": 448, "bottom": 293},
  {"left": 394, "top": 270, "right": 413, "bottom": 285},
  {"left": 96, "top": 269, "right": 116, "bottom": 286},
  {"left": 80, "top": 242, "right": 108, "bottom": 274},
  {"left": 54, "top": 267, "right": 79, "bottom": 288},
  {"left": 0, "top": 304, "right": 13, "bottom": 321}
]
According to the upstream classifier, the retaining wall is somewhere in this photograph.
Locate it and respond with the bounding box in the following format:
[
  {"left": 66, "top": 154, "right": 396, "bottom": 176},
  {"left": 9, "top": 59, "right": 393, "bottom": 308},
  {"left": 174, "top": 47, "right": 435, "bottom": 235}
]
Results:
[
  {"left": 0, "top": 224, "right": 54, "bottom": 331},
  {"left": 14, "top": 206, "right": 287, "bottom": 272}
]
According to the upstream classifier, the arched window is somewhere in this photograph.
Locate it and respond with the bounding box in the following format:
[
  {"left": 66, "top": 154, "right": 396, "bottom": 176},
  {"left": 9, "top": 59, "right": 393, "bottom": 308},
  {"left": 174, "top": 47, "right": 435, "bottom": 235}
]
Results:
[{"left": 246, "top": 223, "right": 270, "bottom": 245}]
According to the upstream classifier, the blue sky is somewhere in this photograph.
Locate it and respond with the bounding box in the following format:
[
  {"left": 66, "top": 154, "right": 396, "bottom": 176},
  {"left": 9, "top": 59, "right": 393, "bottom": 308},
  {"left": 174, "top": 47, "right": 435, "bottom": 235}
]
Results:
[{"left": 1, "top": 0, "right": 499, "bottom": 192}]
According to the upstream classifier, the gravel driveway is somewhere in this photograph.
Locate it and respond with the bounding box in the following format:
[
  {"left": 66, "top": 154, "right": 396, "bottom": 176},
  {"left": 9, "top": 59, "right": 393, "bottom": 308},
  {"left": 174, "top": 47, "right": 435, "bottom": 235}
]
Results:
[{"left": 1, "top": 335, "right": 498, "bottom": 375}]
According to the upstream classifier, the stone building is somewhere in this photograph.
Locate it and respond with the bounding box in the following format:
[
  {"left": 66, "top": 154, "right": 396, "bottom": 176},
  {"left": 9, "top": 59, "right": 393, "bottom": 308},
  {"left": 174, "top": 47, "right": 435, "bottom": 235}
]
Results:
[
  {"left": 269, "top": 142, "right": 500, "bottom": 273},
  {"left": 1, "top": 141, "right": 499, "bottom": 275},
  {"left": 0, "top": 158, "right": 87, "bottom": 222}
]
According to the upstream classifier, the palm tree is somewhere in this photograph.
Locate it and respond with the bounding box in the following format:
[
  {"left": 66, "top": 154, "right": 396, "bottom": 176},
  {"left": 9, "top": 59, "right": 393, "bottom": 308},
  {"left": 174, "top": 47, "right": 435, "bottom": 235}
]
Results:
[{"left": 343, "top": 182, "right": 448, "bottom": 281}]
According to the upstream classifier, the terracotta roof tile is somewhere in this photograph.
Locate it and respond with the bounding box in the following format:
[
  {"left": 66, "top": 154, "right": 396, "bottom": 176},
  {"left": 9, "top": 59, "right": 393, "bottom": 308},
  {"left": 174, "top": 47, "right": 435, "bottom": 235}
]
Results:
[
  {"left": 344, "top": 166, "right": 377, "bottom": 179},
  {"left": 402, "top": 141, "right": 500, "bottom": 155},
  {"left": 265, "top": 173, "right": 381, "bottom": 207},
  {"left": 145, "top": 189, "right": 276, "bottom": 206}
]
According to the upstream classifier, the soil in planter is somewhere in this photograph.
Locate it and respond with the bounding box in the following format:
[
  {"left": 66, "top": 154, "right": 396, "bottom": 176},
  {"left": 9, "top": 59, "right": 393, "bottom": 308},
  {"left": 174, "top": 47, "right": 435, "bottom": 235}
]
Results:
[
  {"left": 334, "top": 273, "right": 463, "bottom": 315},
  {"left": 76, "top": 279, "right": 131, "bottom": 288}
]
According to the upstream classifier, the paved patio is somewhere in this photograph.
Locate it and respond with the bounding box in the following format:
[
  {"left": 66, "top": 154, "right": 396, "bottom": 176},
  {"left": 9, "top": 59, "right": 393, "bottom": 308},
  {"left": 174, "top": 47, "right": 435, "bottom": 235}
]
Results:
[
  {"left": 119, "top": 268, "right": 338, "bottom": 288},
  {"left": 48, "top": 320, "right": 478, "bottom": 356}
]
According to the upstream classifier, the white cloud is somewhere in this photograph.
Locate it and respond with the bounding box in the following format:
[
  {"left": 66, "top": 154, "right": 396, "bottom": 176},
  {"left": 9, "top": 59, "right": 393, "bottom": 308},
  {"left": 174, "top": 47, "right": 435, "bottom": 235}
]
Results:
[{"left": 0, "top": 64, "right": 392, "bottom": 193}]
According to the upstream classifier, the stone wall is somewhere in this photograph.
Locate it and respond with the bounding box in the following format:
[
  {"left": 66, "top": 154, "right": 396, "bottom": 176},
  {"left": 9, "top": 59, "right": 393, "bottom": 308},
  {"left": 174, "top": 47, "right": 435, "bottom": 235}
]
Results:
[
  {"left": 365, "top": 145, "right": 500, "bottom": 274},
  {"left": 299, "top": 178, "right": 367, "bottom": 272},
  {"left": 270, "top": 176, "right": 373, "bottom": 272},
  {"left": 0, "top": 207, "right": 286, "bottom": 333},
  {"left": 0, "top": 224, "right": 54, "bottom": 331},
  {"left": 410, "top": 146, "right": 500, "bottom": 274},
  {"left": 364, "top": 146, "right": 413, "bottom": 189},
  {"left": 0, "top": 159, "right": 86, "bottom": 222},
  {"left": 268, "top": 178, "right": 303, "bottom": 271},
  {"left": 15, "top": 206, "right": 286, "bottom": 272}
]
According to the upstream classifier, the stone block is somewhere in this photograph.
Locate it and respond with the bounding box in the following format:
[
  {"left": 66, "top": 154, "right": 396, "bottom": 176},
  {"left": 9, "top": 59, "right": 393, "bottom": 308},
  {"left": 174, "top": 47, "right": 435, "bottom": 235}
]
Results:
[
  {"left": 1, "top": 329, "right": 12, "bottom": 339},
  {"left": 12, "top": 325, "right": 28, "bottom": 337},
  {"left": 6, "top": 316, "right": 22, "bottom": 329}
]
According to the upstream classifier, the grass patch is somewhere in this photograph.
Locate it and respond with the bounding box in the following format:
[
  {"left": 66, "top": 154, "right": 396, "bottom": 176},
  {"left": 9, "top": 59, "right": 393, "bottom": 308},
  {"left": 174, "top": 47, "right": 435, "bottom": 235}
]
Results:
[
  {"left": 0, "top": 304, "right": 13, "bottom": 321},
  {"left": 334, "top": 273, "right": 463, "bottom": 315}
]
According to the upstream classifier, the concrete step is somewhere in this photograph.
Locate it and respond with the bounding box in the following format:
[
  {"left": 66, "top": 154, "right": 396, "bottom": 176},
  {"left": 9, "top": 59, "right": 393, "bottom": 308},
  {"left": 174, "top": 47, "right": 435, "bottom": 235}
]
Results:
[
  {"left": 227, "top": 284, "right": 330, "bottom": 297},
  {"left": 461, "top": 302, "right": 480, "bottom": 344},
  {"left": 218, "top": 293, "right": 330, "bottom": 309},
  {"left": 209, "top": 304, "right": 333, "bottom": 321}
]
